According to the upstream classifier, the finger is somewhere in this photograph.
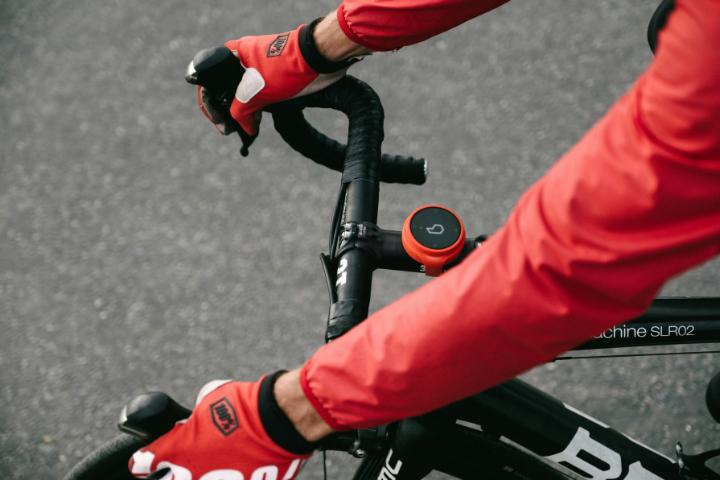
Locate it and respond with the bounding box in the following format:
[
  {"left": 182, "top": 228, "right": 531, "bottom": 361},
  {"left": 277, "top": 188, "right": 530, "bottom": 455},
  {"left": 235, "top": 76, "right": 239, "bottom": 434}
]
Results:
[
  {"left": 128, "top": 422, "right": 185, "bottom": 477},
  {"left": 230, "top": 99, "right": 261, "bottom": 137},
  {"left": 129, "top": 448, "right": 156, "bottom": 478},
  {"left": 196, "top": 86, "right": 212, "bottom": 122},
  {"left": 147, "top": 467, "right": 171, "bottom": 480},
  {"left": 196, "top": 87, "right": 239, "bottom": 135}
]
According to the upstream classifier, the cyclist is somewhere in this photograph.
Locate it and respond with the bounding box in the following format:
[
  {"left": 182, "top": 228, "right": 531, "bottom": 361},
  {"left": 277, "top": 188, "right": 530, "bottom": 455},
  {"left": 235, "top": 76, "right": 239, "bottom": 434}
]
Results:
[{"left": 129, "top": 0, "right": 720, "bottom": 478}]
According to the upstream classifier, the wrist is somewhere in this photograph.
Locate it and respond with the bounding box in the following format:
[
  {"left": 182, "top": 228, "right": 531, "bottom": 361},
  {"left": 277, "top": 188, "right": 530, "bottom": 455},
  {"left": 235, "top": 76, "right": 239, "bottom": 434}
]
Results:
[
  {"left": 273, "top": 369, "right": 334, "bottom": 442},
  {"left": 300, "top": 11, "right": 370, "bottom": 68},
  {"left": 258, "top": 371, "right": 317, "bottom": 454}
]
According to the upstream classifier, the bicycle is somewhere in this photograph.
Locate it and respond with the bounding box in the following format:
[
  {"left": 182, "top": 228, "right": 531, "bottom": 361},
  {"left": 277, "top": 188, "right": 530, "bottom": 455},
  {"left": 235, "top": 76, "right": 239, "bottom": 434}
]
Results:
[{"left": 64, "top": 2, "right": 720, "bottom": 478}]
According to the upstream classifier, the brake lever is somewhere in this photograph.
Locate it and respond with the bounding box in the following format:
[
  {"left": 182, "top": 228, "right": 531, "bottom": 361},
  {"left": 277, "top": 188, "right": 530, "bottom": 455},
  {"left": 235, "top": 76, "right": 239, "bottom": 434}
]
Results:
[
  {"left": 118, "top": 392, "right": 191, "bottom": 441},
  {"left": 186, "top": 46, "right": 255, "bottom": 156},
  {"left": 237, "top": 128, "right": 257, "bottom": 157}
]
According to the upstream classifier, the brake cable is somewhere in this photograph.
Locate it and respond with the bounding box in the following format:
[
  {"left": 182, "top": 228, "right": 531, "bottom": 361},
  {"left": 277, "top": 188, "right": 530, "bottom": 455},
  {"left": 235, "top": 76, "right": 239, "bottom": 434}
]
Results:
[
  {"left": 329, "top": 181, "right": 348, "bottom": 258},
  {"left": 322, "top": 450, "right": 328, "bottom": 480}
]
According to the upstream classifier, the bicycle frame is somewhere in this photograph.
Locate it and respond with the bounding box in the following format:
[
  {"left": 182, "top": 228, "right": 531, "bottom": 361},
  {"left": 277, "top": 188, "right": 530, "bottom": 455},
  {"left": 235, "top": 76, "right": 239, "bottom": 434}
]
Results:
[
  {"left": 360, "top": 379, "right": 682, "bottom": 479},
  {"left": 583, "top": 298, "right": 720, "bottom": 349}
]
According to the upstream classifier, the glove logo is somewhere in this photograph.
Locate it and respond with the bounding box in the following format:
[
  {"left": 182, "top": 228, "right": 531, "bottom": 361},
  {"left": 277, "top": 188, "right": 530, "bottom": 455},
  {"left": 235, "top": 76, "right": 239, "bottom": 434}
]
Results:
[
  {"left": 267, "top": 34, "right": 289, "bottom": 57},
  {"left": 210, "top": 397, "right": 239, "bottom": 436}
]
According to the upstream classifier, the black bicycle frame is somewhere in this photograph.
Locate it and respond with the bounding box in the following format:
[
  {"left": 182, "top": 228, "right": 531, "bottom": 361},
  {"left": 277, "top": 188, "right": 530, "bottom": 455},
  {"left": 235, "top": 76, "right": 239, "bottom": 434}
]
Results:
[
  {"left": 583, "top": 297, "right": 720, "bottom": 349},
  {"left": 354, "top": 376, "right": 684, "bottom": 479}
]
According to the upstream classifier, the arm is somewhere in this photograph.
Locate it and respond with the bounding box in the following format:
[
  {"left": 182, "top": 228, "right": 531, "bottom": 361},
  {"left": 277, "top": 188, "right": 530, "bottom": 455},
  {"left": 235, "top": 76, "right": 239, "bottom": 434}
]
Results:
[
  {"left": 336, "top": 0, "right": 510, "bottom": 51},
  {"left": 312, "top": 0, "right": 510, "bottom": 59},
  {"left": 280, "top": 0, "right": 720, "bottom": 436},
  {"left": 313, "top": 0, "right": 510, "bottom": 58},
  {"left": 211, "top": 0, "right": 508, "bottom": 144}
]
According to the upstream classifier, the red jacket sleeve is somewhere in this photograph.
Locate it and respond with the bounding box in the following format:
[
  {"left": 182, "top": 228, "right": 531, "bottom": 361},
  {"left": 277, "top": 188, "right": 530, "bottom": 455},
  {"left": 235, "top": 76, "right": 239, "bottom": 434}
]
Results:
[
  {"left": 337, "top": 0, "right": 509, "bottom": 51},
  {"left": 300, "top": 0, "right": 720, "bottom": 430}
]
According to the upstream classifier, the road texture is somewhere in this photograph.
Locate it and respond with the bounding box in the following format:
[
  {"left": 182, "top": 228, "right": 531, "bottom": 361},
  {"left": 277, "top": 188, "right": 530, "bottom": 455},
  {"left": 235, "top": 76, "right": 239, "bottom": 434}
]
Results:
[{"left": 2, "top": 0, "right": 719, "bottom": 478}]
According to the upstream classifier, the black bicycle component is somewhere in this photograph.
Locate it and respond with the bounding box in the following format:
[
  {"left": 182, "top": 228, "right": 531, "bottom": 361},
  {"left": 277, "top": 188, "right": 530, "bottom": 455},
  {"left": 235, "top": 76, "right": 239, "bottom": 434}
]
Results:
[
  {"left": 386, "top": 231, "right": 482, "bottom": 273},
  {"left": 375, "top": 228, "right": 424, "bottom": 273},
  {"left": 335, "top": 221, "right": 382, "bottom": 261},
  {"left": 352, "top": 451, "right": 388, "bottom": 480},
  {"left": 326, "top": 297, "right": 367, "bottom": 342},
  {"left": 185, "top": 46, "right": 244, "bottom": 98},
  {"left": 118, "top": 392, "right": 191, "bottom": 441},
  {"left": 62, "top": 434, "right": 143, "bottom": 480},
  {"left": 349, "top": 422, "right": 434, "bottom": 480},
  {"left": 579, "top": 297, "right": 720, "bottom": 350},
  {"left": 236, "top": 128, "right": 257, "bottom": 157},
  {"left": 337, "top": 227, "right": 480, "bottom": 273},
  {"left": 706, "top": 371, "right": 720, "bottom": 424},
  {"left": 329, "top": 182, "right": 349, "bottom": 257},
  {"left": 271, "top": 77, "right": 387, "bottom": 342},
  {"left": 322, "top": 377, "right": 720, "bottom": 479},
  {"left": 648, "top": 0, "right": 675, "bottom": 54},
  {"left": 677, "top": 443, "right": 720, "bottom": 480},
  {"left": 185, "top": 46, "right": 258, "bottom": 156},
  {"left": 406, "top": 414, "right": 585, "bottom": 480},
  {"left": 270, "top": 103, "right": 427, "bottom": 185},
  {"left": 434, "top": 379, "right": 681, "bottom": 479}
]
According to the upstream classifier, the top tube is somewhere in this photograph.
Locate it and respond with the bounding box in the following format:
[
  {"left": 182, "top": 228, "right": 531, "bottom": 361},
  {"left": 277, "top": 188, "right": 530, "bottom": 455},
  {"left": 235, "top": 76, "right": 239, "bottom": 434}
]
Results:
[{"left": 577, "top": 297, "right": 720, "bottom": 350}]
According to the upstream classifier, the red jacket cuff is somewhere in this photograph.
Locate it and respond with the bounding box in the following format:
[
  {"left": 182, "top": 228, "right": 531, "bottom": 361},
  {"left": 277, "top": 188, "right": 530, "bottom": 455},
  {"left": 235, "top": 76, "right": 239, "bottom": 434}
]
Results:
[{"left": 300, "top": 360, "right": 345, "bottom": 431}]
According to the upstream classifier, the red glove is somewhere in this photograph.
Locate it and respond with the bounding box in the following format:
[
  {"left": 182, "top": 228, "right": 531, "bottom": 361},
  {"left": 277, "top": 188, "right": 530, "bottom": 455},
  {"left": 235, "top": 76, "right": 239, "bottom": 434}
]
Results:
[
  {"left": 129, "top": 373, "right": 314, "bottom": 480},
  {"left": 225, "top": 18, "right": 357, "bottom": 137}
]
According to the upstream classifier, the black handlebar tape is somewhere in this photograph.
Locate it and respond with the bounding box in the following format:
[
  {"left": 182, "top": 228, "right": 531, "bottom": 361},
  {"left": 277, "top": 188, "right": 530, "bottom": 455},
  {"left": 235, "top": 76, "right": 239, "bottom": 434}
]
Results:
[
  {"left": 62, "top": 434, "right": 144, "bottom": 480},
  {"left": 269, "top": 76, "right": 426, "bottom": 184},
  {"left": 270, "top": 108, "right": 427, "bottom": 185},
  {"left": 647, "top": 0, "right": 674, "bottom": 54},
  {"left": 380, "top": 151, "right": 427, "bottom": 185},
  {"left": 269, "top": 76, "right": 382, "bottom": 183}
]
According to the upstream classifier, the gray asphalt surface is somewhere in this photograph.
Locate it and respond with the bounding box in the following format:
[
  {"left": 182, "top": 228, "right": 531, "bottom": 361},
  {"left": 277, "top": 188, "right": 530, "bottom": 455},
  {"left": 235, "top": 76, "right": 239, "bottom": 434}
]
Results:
[{"left": 2, "top": 0, "right": 720, "bottom": 478}]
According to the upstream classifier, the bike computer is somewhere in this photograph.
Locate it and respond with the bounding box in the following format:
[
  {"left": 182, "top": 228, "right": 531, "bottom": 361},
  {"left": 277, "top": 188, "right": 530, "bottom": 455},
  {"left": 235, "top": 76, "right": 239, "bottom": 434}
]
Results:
[{"left": 401, "top": 205, "right": 465, "bottom": 276}]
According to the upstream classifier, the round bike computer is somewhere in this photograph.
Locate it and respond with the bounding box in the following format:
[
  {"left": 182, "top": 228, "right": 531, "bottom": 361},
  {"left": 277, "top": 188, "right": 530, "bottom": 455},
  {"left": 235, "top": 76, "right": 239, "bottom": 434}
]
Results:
[{"left": 401, "top": 205, "right": 465, "bottom": 276}]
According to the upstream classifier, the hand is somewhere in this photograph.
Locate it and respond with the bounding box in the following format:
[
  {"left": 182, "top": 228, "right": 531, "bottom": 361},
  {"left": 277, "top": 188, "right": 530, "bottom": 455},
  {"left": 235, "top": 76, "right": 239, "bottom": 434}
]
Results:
[
  {"left": 225, "top": 17, "right": 358, "bottom": 138},
  {"left": 128, "top": 373, "right": 315, "bottom": 480}
]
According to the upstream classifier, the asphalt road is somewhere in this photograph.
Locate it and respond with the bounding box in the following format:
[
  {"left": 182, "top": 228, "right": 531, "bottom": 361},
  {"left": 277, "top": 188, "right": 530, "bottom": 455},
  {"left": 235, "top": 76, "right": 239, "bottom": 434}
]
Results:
[{"left": 2, "top": 1, "right": 720, "bottom": 478}]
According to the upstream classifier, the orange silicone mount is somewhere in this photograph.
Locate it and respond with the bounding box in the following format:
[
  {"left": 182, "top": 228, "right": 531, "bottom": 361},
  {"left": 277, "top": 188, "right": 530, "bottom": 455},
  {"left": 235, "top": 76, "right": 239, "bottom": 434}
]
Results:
[{"left": 401, "top": 204, "right": 465, "bottom": 276}]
